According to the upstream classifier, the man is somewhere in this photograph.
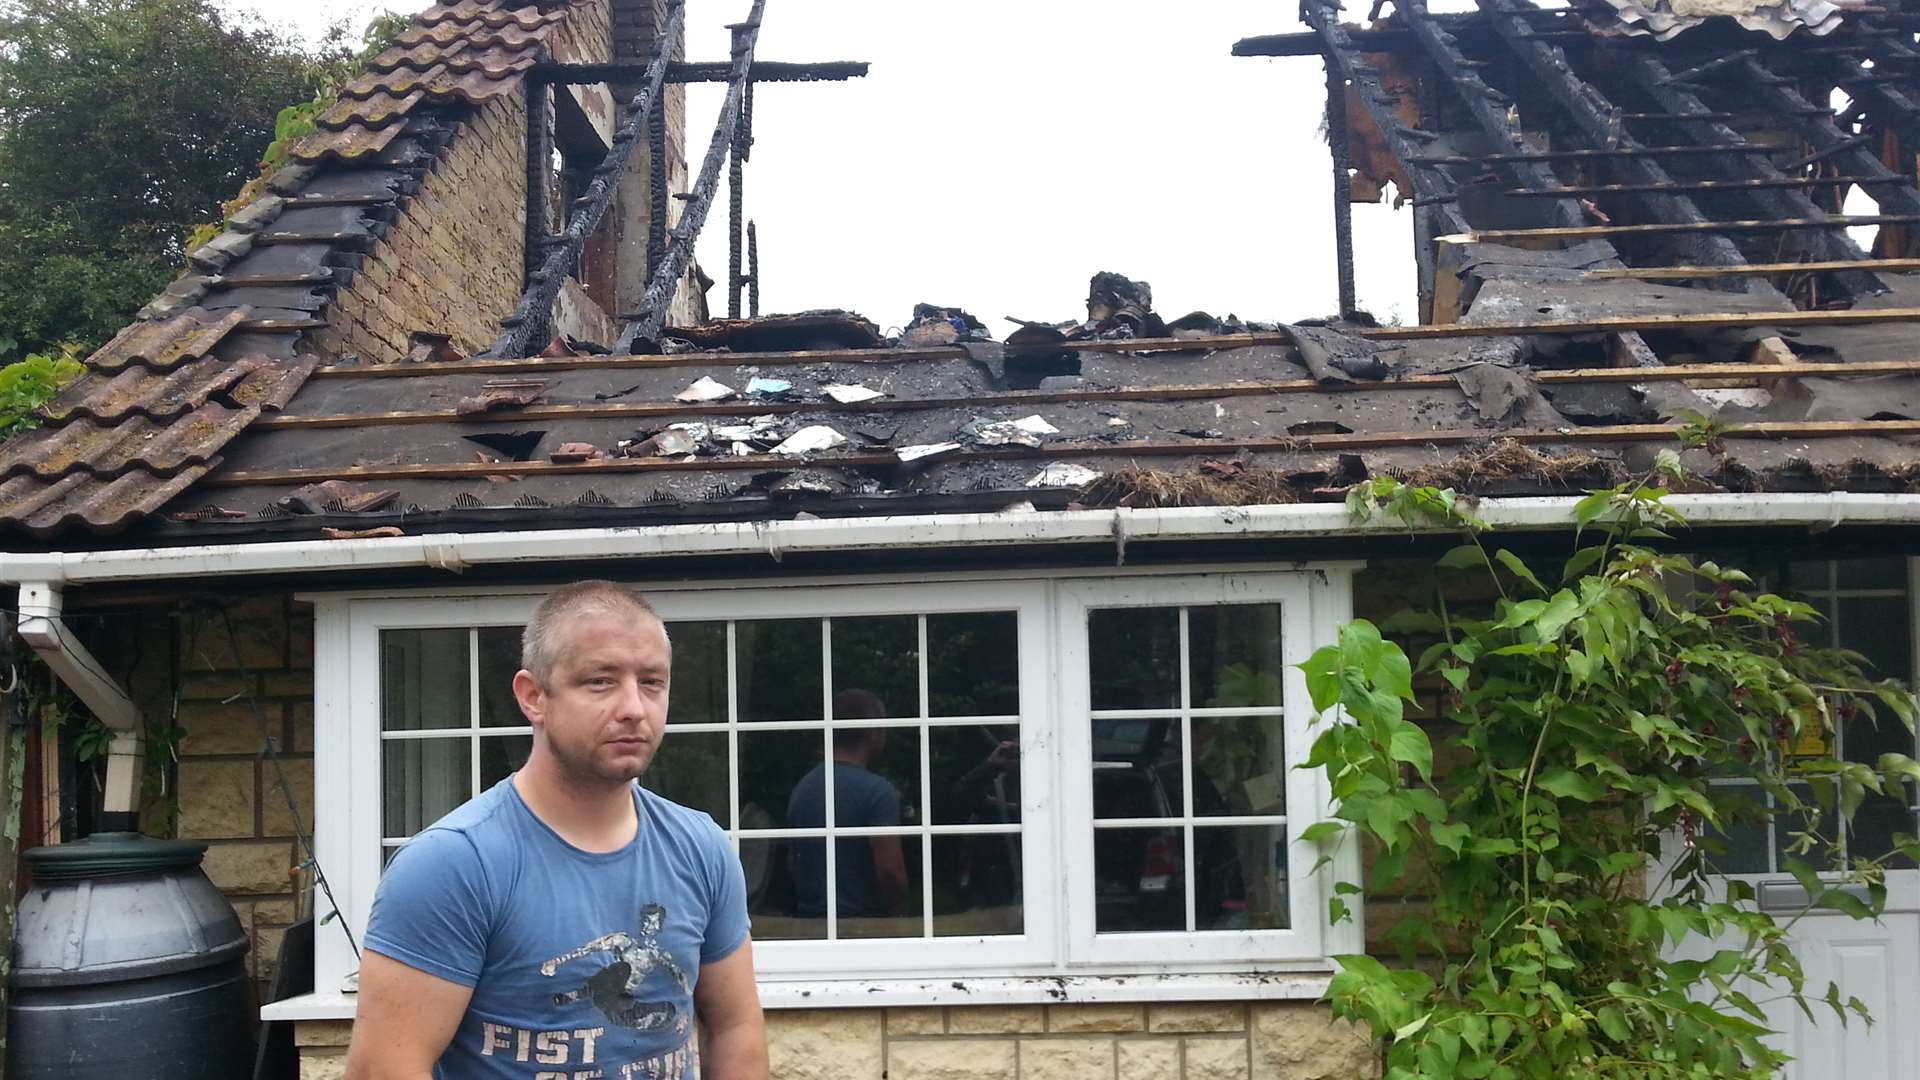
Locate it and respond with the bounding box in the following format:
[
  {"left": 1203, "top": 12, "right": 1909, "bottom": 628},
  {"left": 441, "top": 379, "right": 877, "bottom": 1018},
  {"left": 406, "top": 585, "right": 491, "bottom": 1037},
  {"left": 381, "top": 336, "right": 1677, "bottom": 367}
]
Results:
[
  {"left": 345, "top": 581, "right": 767, "bottom": 1080},
  {"left": 785, "top": 689, "right": 908, "bottom": 920}
]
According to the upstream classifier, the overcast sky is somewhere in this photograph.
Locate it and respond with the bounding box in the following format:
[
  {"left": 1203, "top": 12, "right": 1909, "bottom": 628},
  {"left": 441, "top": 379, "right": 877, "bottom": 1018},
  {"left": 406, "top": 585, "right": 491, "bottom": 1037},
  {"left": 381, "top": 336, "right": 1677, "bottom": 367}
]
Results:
[{"left": 225, "top": 0, "right": 1420, "bottom": 334}]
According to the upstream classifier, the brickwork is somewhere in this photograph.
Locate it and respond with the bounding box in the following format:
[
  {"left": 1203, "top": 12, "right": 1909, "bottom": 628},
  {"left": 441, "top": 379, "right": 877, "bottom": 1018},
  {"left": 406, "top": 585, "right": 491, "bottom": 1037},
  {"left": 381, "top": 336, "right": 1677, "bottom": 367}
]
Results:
[
  {"left": 137, "top": 594, "right": 315, "bottom": 1002},
  {"left": 295, "top": 1002, "right": 1374, "bottom": 1080},
  {"left": 309, "top": 87, "right": 532, "bottom": 361}
]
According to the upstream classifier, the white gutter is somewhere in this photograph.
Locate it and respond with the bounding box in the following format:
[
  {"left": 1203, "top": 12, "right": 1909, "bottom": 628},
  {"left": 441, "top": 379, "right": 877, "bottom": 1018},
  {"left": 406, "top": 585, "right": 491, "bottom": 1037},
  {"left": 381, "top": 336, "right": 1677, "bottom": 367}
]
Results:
[
  {"left": 14, "top": 583, "right": 144, "bottom": 817},
  {"left": 3, "top": 493, "right": 1919, "bottom": 588}
]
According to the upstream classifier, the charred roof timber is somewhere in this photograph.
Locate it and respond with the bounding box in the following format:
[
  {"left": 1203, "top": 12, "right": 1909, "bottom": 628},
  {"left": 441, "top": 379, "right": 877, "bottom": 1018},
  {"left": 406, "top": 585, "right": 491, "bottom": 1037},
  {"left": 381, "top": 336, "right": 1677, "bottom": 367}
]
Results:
[
  {"left": 1249, "top": 0, "right": 1920, "bottom": 315},
  {"left": 487, "top": 0, "right": 868, "bottom": 358}
]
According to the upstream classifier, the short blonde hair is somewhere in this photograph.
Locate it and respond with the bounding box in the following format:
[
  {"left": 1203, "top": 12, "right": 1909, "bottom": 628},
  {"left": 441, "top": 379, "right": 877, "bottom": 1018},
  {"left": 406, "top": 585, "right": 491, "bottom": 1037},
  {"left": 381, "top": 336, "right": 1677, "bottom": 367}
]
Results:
[{"left": 521, "top": 581, "right": 665, "bottom": 683}]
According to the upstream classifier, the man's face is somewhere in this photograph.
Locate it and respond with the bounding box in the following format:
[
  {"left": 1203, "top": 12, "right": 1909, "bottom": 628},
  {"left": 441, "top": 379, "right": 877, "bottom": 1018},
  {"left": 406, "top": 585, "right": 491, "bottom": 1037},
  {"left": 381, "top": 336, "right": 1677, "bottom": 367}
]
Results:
[{"left": 514, "top": 613, "right": 672, "bottom": 785}]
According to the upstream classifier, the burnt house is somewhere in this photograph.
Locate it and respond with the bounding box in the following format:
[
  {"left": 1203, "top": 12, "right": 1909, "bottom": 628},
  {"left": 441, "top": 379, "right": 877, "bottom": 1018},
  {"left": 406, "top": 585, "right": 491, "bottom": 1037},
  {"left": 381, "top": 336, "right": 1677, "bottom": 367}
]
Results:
[{"left": 3, "top": 0, "right": 1920, "bottom": 1077}]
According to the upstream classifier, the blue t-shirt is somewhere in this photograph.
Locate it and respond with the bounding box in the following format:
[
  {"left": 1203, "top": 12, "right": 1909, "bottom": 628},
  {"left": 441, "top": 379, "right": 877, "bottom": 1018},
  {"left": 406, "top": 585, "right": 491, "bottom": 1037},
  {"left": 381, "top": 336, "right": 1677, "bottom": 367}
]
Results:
[
  {"left": 364, "top": 778, "right": 750, "bottom": 1079},
  {"left": 785, "top": 762, "right": 901, "bottom": 918}
]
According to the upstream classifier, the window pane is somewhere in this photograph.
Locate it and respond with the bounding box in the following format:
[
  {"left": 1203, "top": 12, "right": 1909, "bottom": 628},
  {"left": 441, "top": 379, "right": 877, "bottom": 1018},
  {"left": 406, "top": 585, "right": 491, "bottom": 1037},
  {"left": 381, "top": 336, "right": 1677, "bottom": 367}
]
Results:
[
  {"left": 666, "top": 621, "right": 728, "bottom": 724},
  {"left": 476, "top": 626, "right": 524, "bottom": 728},
  {"left": 1089, "top": 608, "right": 1179, "bottom": 711},
  {"left": 1836, "top": 556, "right": 1906, "bottom": 590},
  {"left": 740, "top": 838, "right": 826, "bottom": 940},
  {"left": 830, "top": 726, "right": 920, "bottom": 826},
  {"left": 739, "top": 730, "right": 822, "bottom": 829},
  {"left": 641, "top": 731, "right": 729, "bottom": 825},
  {"left": 737, "top": 619, "right": 823, "bottom": 722},
  {"left": 477, "top": 734, "right": 530, "bottom": 790},
  {"left": 1188, "top": 604, "right": 1284, "bottom": 709},
  {"left": 381, "top": 629, "right": 469, "bottom": 731},
  {"left": 838, "top": 835, "right": 923, "bottom": 937},
  {"left": 931, "top": 725, "right": 1020, "bottom": 826},
  {"left": 928, "top": 612, "right": 1020, "bottom": 716},
  {"left": 933, "top": 834, "right": 1023, "bottom": 936},
  {"left": 1092, "top": 718, "right": 1181, "bottom": 820},
  {"left": 831, "top": 616, "right": 919, "bottom": 719},
  {"left": 382, "top": 737, "right": 470, "bottom": 836},
  {"left": 1193, "top": 716, "right": 1285, "bottom": 817},
  {"left": 1094, "top": 827, "right": 1185, "bottom": 932},
  {"left": 1850, "top": 788, "right": 1918, "bottom": 869},
  {"left": 1837, "top": 595, "right": 1912, "bottom": 682},
  {"left": 1705, "top": 782, "right": 1771, "bottom": 874},
  {"left": 1195, "top": 825, "right": 1288, "bottom": 930}
]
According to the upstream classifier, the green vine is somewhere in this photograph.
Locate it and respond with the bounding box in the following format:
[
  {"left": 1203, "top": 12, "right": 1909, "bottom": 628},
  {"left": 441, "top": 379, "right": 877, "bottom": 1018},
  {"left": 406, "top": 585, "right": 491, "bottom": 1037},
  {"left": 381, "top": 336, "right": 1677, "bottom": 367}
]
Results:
[
  {"left": 1306, "top": 464, "right": 1919, "bottom": 1079},
  {"left": 0, "top": 344, "right": 84, "bottom": 439}
]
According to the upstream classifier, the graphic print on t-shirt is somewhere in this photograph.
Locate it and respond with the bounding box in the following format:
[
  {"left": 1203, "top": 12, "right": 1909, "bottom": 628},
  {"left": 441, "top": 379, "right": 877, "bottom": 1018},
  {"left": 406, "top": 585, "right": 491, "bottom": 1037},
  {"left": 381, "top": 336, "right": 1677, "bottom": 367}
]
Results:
[{"left": 541, "top": 903, "right": 691, "bottom": 1034}]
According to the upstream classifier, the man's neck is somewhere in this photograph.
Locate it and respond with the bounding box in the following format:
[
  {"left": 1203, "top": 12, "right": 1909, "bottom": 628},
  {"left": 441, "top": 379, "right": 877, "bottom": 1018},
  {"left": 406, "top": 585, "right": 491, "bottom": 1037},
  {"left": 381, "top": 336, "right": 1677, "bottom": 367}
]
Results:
[{"left": 512, "top": 755, "right": 639, "bottom": 854}]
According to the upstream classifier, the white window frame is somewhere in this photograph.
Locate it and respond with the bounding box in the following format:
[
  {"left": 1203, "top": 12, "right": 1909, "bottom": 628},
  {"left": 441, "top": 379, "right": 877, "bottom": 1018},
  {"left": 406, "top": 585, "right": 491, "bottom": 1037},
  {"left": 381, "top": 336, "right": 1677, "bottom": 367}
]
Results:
[
  {"left": 1058, "top": 574, "right": 1330, "bottom": 964},
  {"left": 309, "top": 567, "right": 1363, "bottom": 998}
]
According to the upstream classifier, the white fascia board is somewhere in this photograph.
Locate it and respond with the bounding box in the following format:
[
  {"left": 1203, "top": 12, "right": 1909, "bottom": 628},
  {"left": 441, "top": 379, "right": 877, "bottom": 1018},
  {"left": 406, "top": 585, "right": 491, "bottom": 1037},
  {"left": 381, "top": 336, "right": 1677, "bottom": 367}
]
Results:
[{"left": 7, "top": 493, "right": 1920, "bottom": 588}]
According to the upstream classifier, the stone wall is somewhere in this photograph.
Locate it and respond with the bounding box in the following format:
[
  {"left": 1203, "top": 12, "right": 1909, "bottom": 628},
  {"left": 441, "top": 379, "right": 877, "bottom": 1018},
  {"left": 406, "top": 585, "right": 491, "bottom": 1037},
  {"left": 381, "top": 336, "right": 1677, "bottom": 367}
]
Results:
[
  {"left": 293, "top": 1002, "right": 1375, "bottom": 1080},
  {"left": 308, "top": 87, "right": 533, "bottom": 361},
  {"left": 151, "top": 594, "right": 314, "bottom": 1001}
]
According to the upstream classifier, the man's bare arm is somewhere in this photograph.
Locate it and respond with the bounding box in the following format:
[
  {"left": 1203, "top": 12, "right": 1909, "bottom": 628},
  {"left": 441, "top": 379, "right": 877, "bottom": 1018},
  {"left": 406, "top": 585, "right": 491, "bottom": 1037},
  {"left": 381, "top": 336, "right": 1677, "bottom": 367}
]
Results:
[
  {"left": 694, "top": 940, "right": 767, "bottom": 1080},
  {"left": 344, "top": 950, "right": 475, "bottom": 1080}
]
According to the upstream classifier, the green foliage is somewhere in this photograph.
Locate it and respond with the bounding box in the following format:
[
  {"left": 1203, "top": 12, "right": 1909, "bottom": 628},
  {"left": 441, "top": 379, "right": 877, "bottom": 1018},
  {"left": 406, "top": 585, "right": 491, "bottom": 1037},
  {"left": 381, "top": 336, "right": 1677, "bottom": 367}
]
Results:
[
  {"left": 0, "top": 345, "right": 84, "bottom": 438},
  {"left": 1307, "top": 473, "right": 1919, "bottom": 1079},
  {"left": 0, "top": 0, "right": 351, "bottom": 362}
]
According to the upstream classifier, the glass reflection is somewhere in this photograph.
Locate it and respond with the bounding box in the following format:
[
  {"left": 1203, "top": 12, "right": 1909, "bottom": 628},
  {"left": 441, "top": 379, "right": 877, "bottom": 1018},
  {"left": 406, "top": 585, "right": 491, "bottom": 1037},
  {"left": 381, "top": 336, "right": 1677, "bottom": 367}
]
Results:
[
  {"left": 933, "top": 834, "right": 1022, "bottom": 936},
  {"left": 1195, "top": 825, "right": 1288, "bottom": 930},
  {"left": 665, "top": 621, "right": 728, "bottom": 724},
  {"left": 740, "top": 838, "right": 826, "bottom": 941},
  {"left": 928, "top": 612, "right": 1020, "bottom": 716},
  {"left": 1094, "top": 827, "right": 1185, "bottom": 932},
  {"left": 1089, "top": 608, "right": 1179, "bottom": 711},
  {"left": 382, "top": 737, "right": 469, "bottom": 836},
  {"left": 381, "top": 628, "right": 469, "bottom": 731},
  {"left": 640, "top": 732, "right": 729, "bottom": 825},
  {"left": 1092, "top": 718, "right": 1182, "bottom": 820},
  {"left": 737, "top": 619, "right": 823, "bottom": 721},
  {"left": 1187, "top": 605, "right": 1285, "bottom": 709},
  {"left": 931, "top": 726, "right": 1020, "bottom": 826}
]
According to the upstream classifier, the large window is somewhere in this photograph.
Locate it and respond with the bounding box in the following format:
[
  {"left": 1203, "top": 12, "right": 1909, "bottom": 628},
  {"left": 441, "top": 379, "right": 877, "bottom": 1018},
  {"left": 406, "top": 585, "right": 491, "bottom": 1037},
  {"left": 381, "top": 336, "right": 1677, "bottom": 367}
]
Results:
[{"left": 314, "top": 571, "right": 1356, "bottom": 996}]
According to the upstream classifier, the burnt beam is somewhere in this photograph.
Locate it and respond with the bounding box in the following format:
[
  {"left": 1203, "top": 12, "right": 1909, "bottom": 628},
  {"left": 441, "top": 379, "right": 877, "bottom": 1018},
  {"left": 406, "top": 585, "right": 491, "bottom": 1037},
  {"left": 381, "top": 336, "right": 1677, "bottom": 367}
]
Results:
[
  {"left": 489, "top": 1, "right": 686, "bottom": 357},
  {"left": 534, "top": 59, "right": 869, "bottom": 84},
  {"left": 1395, "top": 0, "right": 1589, "bottom": 230},
  {"left": 618, "top": 0, "right": 768, "bottom": 351},
  {"left": 1472, "top": 0, "right": 1758, "bottom": 278},
  {"left": 1727, "top": 54, "right": 1920, "bottom": 219},
  {"left": 1298, "top": 1, "right": 1469, "bottom": 237},
  {"left": 1614, "top": 49, "right": 1882, "bottom": 294}
]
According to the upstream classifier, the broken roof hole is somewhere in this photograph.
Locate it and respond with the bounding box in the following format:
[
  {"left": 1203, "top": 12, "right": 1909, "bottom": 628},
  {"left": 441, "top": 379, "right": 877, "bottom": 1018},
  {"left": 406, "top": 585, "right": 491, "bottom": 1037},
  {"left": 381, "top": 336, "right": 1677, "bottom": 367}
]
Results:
[
  {"left": 463, "top": 430, "right": 548, "bottom": 462},
  {"left": 1005, "top": 350, "right": 1082, "bottom": 391}
]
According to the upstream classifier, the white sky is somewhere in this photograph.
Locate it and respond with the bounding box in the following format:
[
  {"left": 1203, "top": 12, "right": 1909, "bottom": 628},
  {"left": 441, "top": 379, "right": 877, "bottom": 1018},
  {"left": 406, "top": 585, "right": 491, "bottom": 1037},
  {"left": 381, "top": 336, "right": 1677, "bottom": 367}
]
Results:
[{"left": 224, "top": 1, "right": 1419, "bottom": 334}]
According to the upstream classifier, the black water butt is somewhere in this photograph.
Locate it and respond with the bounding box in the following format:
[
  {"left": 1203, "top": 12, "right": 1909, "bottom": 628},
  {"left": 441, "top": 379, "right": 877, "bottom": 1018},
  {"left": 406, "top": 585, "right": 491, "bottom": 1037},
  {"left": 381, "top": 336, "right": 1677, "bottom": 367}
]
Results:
[{"left": 7, "top": 832, "right": 252, "bottom": 1079}]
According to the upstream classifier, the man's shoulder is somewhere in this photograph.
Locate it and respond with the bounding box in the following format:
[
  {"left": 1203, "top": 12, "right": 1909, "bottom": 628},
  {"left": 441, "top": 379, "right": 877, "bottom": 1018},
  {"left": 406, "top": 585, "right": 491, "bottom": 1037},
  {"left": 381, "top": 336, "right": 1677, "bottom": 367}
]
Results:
[{"left": 395, "top": 781, "right": 521, "bottom": 865}]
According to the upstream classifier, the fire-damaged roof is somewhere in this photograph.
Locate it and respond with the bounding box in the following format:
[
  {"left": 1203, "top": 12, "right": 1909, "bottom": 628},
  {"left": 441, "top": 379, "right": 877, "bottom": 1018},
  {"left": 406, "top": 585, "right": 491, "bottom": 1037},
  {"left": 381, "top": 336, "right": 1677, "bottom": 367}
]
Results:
[
  {"left": 0, "top": 2, "right": 597, "bottom": 536},
  {"left": 13, "top": 2, "right": 1920, "bottom": 543}
]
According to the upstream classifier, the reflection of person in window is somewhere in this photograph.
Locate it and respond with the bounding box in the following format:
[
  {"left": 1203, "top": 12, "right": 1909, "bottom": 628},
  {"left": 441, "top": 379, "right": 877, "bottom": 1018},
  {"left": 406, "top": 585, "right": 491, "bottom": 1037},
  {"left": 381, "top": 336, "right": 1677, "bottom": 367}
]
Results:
[
  {"left": 938, "top": 736, "right": 1020, "bottom": 909},
  {"left": 786, "top": 689, "right": 909, "bottom": 918}
]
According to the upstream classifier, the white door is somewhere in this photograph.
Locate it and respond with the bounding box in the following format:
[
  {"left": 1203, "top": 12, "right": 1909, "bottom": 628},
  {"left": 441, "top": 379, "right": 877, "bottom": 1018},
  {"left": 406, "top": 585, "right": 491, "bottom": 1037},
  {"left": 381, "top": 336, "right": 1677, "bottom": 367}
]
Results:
[{"left": 1687, "top": 557, "right": 1920, "bottom": 1080}]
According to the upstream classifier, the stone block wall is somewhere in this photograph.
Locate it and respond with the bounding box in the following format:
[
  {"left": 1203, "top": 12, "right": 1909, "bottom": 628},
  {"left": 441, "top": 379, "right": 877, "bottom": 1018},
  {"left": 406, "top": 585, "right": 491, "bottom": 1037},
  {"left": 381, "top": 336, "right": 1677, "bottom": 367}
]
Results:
[
  {"left": 293, "top": 1002, "right": 1376, "bottom": 1080},
  {"left": 163, "top": 594, "right": 315, "bottom": 1000},
  {"left": 310, "top": 87, "right": 533, "bottom": 362}
]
